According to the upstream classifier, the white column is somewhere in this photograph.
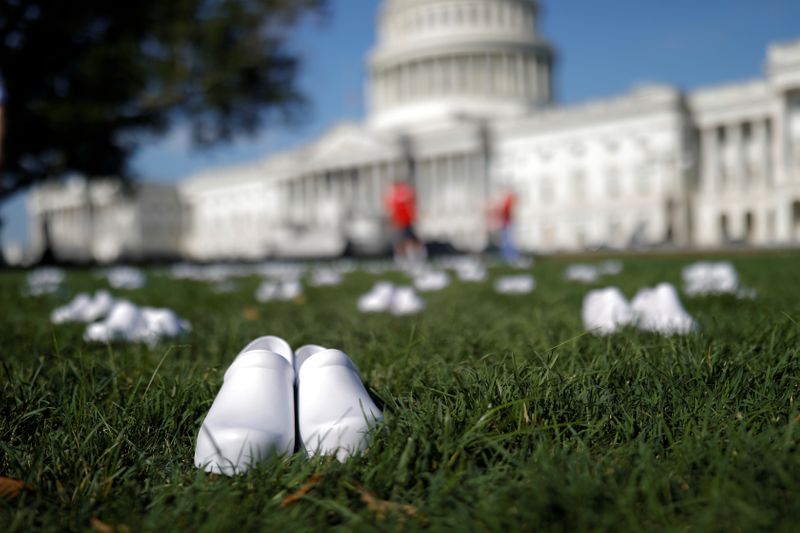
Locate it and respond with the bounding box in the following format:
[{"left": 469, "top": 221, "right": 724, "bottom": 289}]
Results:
[
  {"left": 539, "top": 59, "right": 549, "bottom": 101},
  {"left": 727, "top": 123, "right": 743, "bottom": 191},
  {"left": 446, "top": 155, "right": 455, "bottom": 216},
  {"left": 772, "top": 94, "right": 789, "bottom": 187},
  {"left": 424, "top": 59, "right": 433, "bottom": 96},
  {"left": 516, "top": 53, "right": 524, "bottom": 98},
  {"left": 358, "top": 167, "right": 368, "bottom": 214},
  {"left": 752, "top": 119, "right": 767, "bottom": 189},
  {"left": 701, "top": 128, "right": 718, "bottom": 194},
  {"left": 400, "top": 65, "right": 408, "bottom": 102},
  {"left": 528, "top": 56, "right": 538, "bottom": 100},
  {"left": 372, "top": 163, "right": 382, "bottom": 215}
]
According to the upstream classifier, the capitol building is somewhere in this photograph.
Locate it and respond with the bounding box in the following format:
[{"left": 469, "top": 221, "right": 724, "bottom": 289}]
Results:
[{"left": 28, "top": 0, "right": 800, "bottom": 262}]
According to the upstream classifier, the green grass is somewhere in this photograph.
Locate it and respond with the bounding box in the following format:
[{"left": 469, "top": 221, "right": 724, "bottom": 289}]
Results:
[{"left": 2, "top": 254, "right": 800, "bottom": 531}]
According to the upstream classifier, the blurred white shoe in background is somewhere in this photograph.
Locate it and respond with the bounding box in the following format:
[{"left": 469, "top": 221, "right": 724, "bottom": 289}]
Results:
[
  {"left": 389, "top": 286, "right": 425, "bottom": 315},
  {"left": 631, "top": 283, "right": 697, "bottom": 335},
  {"left": 582, "top": 287, "right": 633, "bottom": 335},
  {"left": 357, "top": 282, "right": 395, "bottom": 313}
]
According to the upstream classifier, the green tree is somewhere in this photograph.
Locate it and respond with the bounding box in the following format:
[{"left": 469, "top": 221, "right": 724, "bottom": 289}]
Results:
[{"left": 0, "top": 0, "right": 326, "bottom": 202}]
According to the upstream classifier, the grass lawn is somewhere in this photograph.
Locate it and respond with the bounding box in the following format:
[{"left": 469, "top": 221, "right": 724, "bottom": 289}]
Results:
[{"left": 2, "top": 253, "right": 800, "bottom": 531}]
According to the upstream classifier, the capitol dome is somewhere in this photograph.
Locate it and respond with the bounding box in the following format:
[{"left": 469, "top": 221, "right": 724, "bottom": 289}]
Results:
[{"left": 367, "top": 0, "right": 554, "bottom": 131}]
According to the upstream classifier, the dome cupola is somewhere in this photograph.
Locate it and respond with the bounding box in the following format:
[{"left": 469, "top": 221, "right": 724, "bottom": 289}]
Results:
[{"left": 367, "top": 0, "right": 554, "bottom": 131}]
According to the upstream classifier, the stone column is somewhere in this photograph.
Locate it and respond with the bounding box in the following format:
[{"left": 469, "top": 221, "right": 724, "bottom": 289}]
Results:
[
  {"left": 516, "top": 53, "right": 525, "bottom": 98},
  {"left": 541, "top": 58, "right": 550, "bottom": 102},
  {"left": 772, "top": 93, "right": 789, "bottom": 187},
  {"left": 727, "top": 123, "right": 743, "bottom": 191},
  {"left": 752, "top": 119, "right": 767, "bottom": 188},
  {"left": 701, "top": 128, "right": 718, "bottom": 194},
  {"left": 314, "top": 173, "right": 324, "bottom": 224},
  {"left": 372, "top": 163, "right": 381, "bottom": 215},
  {"left": 447, "top": 155, "right": 455, "bottom": 217},
  {"left": 528, "top": 56, "right": 538, "bottom": 101}
]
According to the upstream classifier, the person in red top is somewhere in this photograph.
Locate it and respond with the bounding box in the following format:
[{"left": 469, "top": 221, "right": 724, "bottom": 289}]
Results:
[
  {"left": 492, "top": 187, "right": 520, "bottom": 262},
  {"left": 384, "top": 180, "right": 423, "bottom": 261}
]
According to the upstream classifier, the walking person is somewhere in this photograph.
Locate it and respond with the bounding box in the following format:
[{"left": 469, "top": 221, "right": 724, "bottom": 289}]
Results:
[
  {"left": 493, "top": 186, "right": 520, "bottom": 263},
  {"left": 384, "top": 179, "right": 424, "bottom": 265}
]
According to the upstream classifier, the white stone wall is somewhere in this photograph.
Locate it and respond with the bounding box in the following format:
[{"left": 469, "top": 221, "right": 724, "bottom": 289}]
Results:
[
  {"left": 495, "top": 93, "right": 689, "bottom": 252},
  {"left": 181, "top": 175, "right": 274, "bottom": 260}
]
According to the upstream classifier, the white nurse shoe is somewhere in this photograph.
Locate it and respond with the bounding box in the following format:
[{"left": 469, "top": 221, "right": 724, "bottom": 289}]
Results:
[
  {"left": 194, "top": 336, "right": 296, "bottom": 474},
  {"left": 295, "top": 345, "right": 382, "bottom": 461}
]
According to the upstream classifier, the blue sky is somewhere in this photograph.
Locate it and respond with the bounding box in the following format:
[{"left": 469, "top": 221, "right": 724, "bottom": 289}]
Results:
[{"left": 3, "top": 0, "right": 800, "bottom": 246}]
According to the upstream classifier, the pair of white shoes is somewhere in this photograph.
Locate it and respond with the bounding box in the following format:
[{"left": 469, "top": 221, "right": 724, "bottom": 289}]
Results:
[
  {"left": 413, "top": 270, "right": 450, "bottom": 292},
  {"left": 357, "top": 282, "right": 426, "bottom": 315},
  {"left": 255, "top": 280, "right": 303, "bottom": 302},
  {"left": 194, "top": 336, "right": 382, "bottom": 475},
  {"left": 494, "top": 274, "right": 536, "bottom": 294},
  {"left": 83, "top": 300, "right": 191, "bottom": 344},
  {"left": 51, "top": 290, "right": 115, "bottom": 324},
  {"left": 582, "top": 283, "right": 697, "bottom": 336}
]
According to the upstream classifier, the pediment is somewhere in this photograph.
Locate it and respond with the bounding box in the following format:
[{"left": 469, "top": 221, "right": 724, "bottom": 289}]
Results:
[{"left": 303, "top": 123, "right": 395, "bottom": 169}]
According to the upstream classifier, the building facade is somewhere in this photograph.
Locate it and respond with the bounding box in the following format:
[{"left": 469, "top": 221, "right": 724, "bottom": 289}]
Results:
[
  {"left": 28, "top": 178, "right": 183, "bottom": 263},
  {"left": 29, "top": 0, "right": 800, "bottom": 261}
]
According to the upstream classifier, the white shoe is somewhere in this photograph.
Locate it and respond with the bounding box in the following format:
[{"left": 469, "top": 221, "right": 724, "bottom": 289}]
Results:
[
  {"left": 631, "top": 283, "right": 697, "bottom": 335},
  {"left": 493, "top": 275, "right": 535, "bottom": 294},
  {"left": 140, "top": 307, "right": 192, "bottom": 340},
  {"left": 296, "top": 345, "right": 382, "bottom": 461},
  {"left": 455, "top": 262, "right": 487, "bottom": 283},
  {"left": 682, "top": 261, "right": 739, "bottom": 296},
  {"left": 256, "top": 280, "right": 303, "bottom": 302},
  {"left": 52, "top": 290, "right": 114, "bottom": 324},
  {"left": 83, "top": 300, "right": 146, "bottom": 342},
  {"left": 389, "top": 286, "right": 425, "bottom": 315},
  {"left": 582, "top": 287, "right": 633, "bottom": 335},
  {"left": 413, "top": 270, "right": 450, "bottom": 292},
  {"left": 309, "top": 269, "right": 343, "bottom": 287},
  {"left": 357, "top": 282, "right": 395, "bottom": 313},
  {"left": 83, "top": 290, "right": 115, "bottom": 322},
  {"left": 565, "top": 264, "right": 599, "bottom": 283},
  {"left": 51, "top": 293, "right": 93, "bottom": 324},
  {"left": 83, "top": 300, "right": 190, "bottom": 344},
  {"left": 194, "top": 336, "right": 296, "bottom": 474}
]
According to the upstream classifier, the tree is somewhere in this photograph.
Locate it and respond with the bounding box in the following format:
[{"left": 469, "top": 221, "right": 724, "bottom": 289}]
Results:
[{"left": 0, "top": 0, "right": 327, "bottom": 203}]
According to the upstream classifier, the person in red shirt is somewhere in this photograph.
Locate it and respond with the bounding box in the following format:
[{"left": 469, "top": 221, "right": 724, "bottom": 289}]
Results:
[
  {"left": 492, "top": 187, "right": 520, "bottom": 262},
  {"left": 384, "top": 180, "right": 423, "bottom": 261}
]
